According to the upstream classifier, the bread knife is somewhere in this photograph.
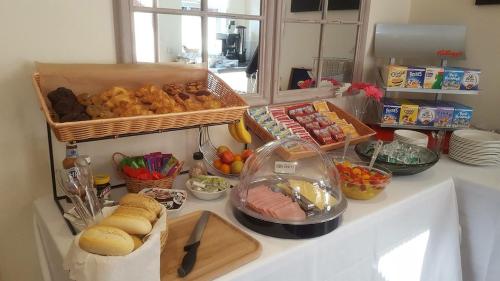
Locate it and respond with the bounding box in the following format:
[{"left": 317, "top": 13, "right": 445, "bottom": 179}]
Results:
[{"left": 177, "top": 211, "right": 210, "bottom": 277}]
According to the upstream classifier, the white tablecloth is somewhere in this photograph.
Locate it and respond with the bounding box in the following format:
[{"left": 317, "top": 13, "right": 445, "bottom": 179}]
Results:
[{"left": 33, "top": 157, "right": 500, "bottom": 281}]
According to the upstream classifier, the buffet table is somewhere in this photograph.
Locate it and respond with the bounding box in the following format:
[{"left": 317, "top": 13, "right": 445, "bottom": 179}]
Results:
[{"left": 34, "top": 156, "right": 500, "bottom": 281}]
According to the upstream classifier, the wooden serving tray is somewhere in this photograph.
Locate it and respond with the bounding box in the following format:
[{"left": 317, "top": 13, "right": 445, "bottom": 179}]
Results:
[
  {"left": 245, "top": 101, "right": 376, "bottom": 161},
  {"left": 160, "top": 211, "right": 261, "bottom": 281}
]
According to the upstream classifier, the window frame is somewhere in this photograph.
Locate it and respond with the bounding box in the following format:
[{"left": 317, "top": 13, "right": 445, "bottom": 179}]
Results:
[
  {"left": 113, "top": 0, "right": 370, "bottom": 106},
  {"left": 272, "top": 0, "right": 371, "bottom": 104}
]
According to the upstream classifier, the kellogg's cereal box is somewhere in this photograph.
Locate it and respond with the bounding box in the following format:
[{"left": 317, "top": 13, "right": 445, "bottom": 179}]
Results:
[
  {"left": 461, "top": 69, "right": 481, "bottom": 90},
  {"left": 416, "top": 100, "right": 437, "bottom": 126},
  {"left": 405, "top": 67, "right": 425, "bottom": 88},
  {"left": 442, "top": 67, "right": 464, "bottom": 90},
  {"left": 423, "top": 67, "right": 444, "bottom": 89},
  {"left": 381, "top": 98, "right": 401, "bottom": 125},
  {"left": 434, "top": 101, "right": 454, "bottom": 128},
  {"left": 384, "top": 65, "right": 407, "bottom": 87},
  {"left": 399, "top": 100, "right": 419, "bottom": 125}
]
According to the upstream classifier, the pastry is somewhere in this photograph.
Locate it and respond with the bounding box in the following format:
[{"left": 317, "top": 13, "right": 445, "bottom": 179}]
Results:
[
  {"left": 185, "top": 81, "right": 203, "bottom": 94},
  {"left": 193, "top": 89, "right": 213, "bottom": 102},
  {"left": 47, "top": 87, "right": 90, "bottom": 122},
  {"left": 76, "top": 93, "right": 92, "bottom": 106},
  {"left": 175, "top": 93, "right": 203, "bottom": 111},
  {"left": 100, "top": 213, "right": 152, "bottom": 235},
  {"left": 79, "top": 225, "right": 134, "bottom": 256},
  {"left": 162, "top": 83, "right": 184, "bottom": 96}
]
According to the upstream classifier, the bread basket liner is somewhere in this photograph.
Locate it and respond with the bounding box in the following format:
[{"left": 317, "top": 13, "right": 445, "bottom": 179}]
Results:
[{"left": 64, "top": 205, "right": 167, "bottom": 281}]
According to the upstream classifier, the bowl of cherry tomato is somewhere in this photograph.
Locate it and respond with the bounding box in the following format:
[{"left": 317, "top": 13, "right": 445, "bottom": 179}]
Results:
[{"left": 334, "top": 160, "right": 392, "bottom": 200}]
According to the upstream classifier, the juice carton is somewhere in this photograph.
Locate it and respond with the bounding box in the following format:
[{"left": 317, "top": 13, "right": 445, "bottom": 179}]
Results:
[
  {"left": 423, "top": 67, "right": 444, "bottom": 89},
  {"left": 399, "top": 100, "right": 419, "bottom": 125},
  {"left": 442, "top": 67, "right": 465, "bottom": 90},
  {"left": 384, "top": 65, "right": 408, "bottom": 87},
  {"left": 405, "top": 67, "right": 426, "bottom": 88},
  {"left": 381, "top": 98, "right": 401, "bottom": 125},
  {"left": 434, "top": 101, "right": 454, "bottom": 128},
  {"left": 415, "top": 100, "right": 437, "bottom": 126},
  {"left": 447, "top": 101, "right": 473, "bottom": 128},
  {"left": 461, "top": 69, "right": 481, "bottom": 90}
]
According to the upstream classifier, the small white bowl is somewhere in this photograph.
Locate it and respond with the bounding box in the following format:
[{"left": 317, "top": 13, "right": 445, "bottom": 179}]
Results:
[{"left": 186, "top": 178, "right": 228, "bottom": 200}]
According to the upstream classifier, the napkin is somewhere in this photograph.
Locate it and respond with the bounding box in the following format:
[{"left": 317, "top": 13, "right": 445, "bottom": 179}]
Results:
[{"left": 64, "top": 205, "right": 167, "bottom": 281}]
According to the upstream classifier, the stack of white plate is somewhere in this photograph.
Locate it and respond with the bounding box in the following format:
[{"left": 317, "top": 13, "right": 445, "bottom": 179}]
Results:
[
  {"left": 449, "top": 129, "right": 500, "bottom": 166},
  {"left": 394, "top": 130, "right": 429, "bottom": 147}
]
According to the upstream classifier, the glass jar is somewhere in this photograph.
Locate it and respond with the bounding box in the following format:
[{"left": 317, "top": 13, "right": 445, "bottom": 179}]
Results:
[
  {"left": 94, "top": 174, "right": 111, "bottom": 202},
  {"left": 189, "top": 152, "right": 207, "bottom": 178}
]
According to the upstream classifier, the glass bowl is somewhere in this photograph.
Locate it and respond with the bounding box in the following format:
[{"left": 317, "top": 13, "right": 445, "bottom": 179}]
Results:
[
  {"left": 355, "top": 141, "right": 439, "bottom": 176},
  {"left": 334, "top": 160, "right": 392, "bottom": 200}
]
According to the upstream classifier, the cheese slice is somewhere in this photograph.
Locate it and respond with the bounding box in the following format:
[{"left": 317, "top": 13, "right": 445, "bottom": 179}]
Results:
[{"left": 287, "top": 179, "right": 336, "bottom": 210}]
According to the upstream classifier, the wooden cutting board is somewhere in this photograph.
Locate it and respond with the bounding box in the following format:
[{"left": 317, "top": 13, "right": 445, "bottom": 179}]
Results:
[{"left": 160, "top": 211, "right": 262, "bottom": 281}]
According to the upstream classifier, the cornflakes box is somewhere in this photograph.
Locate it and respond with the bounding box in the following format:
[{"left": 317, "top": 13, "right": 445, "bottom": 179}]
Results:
[
  {"left": 423, "top": 67, "right": 444, "bottom": 89},
  {"left": 384, "top": 65, "right": 407, "bottom": 87},
  {"left": 434, "top": 101, "right": 454, "bottom": 128},
  {"left": 447, "top": 101, "right": 473, "bottom": 128},
  {"left": 415, "top": 100, "right": 436, "bottom": 126},
  {"left": 399, "top": 100, "right": 419, "bottom": 125},
  {"left": 442, "top": 67, "right": 464, "bottom": 90},
  {"left": 405, "top": 67, "right": 425, "bottom": 88},
  {"left": 381, "top": 98, "right": 401, "bottom": 125},
  {"left": 461, "top": 69, "right": 481, "bottom": 90}
]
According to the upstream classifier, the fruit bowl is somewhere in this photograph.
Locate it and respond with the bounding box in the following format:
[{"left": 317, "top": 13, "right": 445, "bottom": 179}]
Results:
[
  {"left": 334, "top": 160, "right": 392, "bottom": 200},
  {"left": 199, "top": 127, "right": 252, "bottom": 178}
]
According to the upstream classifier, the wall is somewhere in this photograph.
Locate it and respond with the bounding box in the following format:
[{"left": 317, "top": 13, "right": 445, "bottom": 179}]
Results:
[
  {"left": 361, "top": 0, "right": 412, "bottom": 82},
  {"left": 409, "top": 0, "right": 500, "bottom": 130}
]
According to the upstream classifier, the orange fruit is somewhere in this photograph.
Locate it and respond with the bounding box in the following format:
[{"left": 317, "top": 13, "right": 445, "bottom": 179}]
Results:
[
  {"left": 213, "top": 159, "right": 222, "bottom": 170},
  {"left": 233, "top": 154, "right": 242, "bottom": 162},
  {"left": 220, "top": 163, "right": 231, "bottom": 174}
]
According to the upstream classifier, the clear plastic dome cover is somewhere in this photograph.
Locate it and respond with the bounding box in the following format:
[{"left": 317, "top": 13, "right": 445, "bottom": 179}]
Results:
[{"left": 230, "top": 137, "right": 347, "bottom": 225}]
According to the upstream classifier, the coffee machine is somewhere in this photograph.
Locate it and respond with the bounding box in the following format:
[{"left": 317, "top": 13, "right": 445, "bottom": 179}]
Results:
[{"left": 217, "top": 21, "right": 247, "bottom": 63}]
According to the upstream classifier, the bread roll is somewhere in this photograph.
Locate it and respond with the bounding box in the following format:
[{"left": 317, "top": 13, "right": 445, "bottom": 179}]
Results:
[
  {"left": 130, "top": 235, "right": 143, "bottom": 251},
  {"left": 100, "top": 214, "right": 152, "bottom": 235},
  {"left": 119, "top": 193, "right": 162, "bottom": 215},
  {"left": 114, "top": 206, "right": 157, "bottom": 223},
  {"left": 79, "top": 226, "right": 134, "bottom": 256}
]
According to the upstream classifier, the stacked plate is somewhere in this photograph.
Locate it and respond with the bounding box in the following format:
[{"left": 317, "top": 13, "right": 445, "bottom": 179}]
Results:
[
  {"left": 394, "top": 130, "right": 428, "bottom": 147},
  {"left": 449, "top": 129, "right": 500, "bottom": 166}
]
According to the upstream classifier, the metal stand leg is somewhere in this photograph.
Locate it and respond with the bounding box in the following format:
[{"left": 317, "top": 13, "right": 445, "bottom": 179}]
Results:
[{"left": 47, "top": 123, "right": 77, "bottom": 235}]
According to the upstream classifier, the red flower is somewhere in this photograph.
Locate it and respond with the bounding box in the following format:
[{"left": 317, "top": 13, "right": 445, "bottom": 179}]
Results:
[{"left": 364, "top": 85, "right": 383, "bottom": 102}]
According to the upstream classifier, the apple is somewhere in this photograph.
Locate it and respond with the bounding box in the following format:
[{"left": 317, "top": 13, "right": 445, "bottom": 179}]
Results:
[
  {"left": 231, "top": 160, "right": 244, "bottom": 174},
  {"left": 217, "top": 145, "right": 231, "bottom": 156},
  {"left": 220, "top": 150, "right": 235, "bottom": 164},
  {"left": 241, "top": 149, "right": 254, "bottom": 162}
]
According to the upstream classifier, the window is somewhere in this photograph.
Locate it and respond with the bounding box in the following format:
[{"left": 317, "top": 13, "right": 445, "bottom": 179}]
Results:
[{"left": 113, "top": 0, "right": 369, "bottom": 105}]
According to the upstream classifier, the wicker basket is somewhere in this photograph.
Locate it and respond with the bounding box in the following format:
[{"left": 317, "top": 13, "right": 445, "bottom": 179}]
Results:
[
  {"left": 32, "top": 69, "right": 248, "bottom": 142},
  {"left": 112, "top": 152, "right": 183, "bottom": 193},
  {"left": 160, "top": 222, "right": 168, "bottom": 252}
]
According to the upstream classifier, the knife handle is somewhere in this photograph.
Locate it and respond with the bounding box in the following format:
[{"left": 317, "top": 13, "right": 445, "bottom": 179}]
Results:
[{"left": 178, "top": 241, "right": 200, "bottom": 277}]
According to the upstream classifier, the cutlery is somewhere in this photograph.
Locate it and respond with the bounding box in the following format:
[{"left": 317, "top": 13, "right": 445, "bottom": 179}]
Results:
[{"left": 178, "top": 211, "right": 210, "bottom": 277}]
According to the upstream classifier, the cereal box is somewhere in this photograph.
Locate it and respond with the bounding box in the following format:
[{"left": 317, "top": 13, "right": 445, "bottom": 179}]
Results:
[
  {"left": 381, "top": 98, "right": 401, "bottom": 125},
  {"left": 434, "top": 101, "right": 454, "bottom": 128},
  {"left": 461, "top": 69, "right": 481, "bottom": 90},
  {"left": 447, "top": 101, "right": 473, "bottom": 128},
  {"left": 405, "top": 67, "right": 426, "bottom": 88},
  {"left": 423, "top": 67, "right": 444, "bottom": 89},
  {"left": 415, "top": 100, "right": 436, "bottom": 126},
  {"left": 384, "top": 65, "right": 407, "bottom": 87},
  {"left": 442, "top": 67, "right": 464, "bottom": 90},
  {"left": 399, "top": 100, "right": 419, "bottom": 125}
]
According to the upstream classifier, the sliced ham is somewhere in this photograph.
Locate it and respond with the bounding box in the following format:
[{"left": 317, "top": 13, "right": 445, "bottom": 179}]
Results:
[{"left": 272, "top": 202, "right": 306, "bottom": 221}]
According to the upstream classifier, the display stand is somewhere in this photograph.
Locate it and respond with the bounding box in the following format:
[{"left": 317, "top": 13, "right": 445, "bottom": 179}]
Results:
[{"left": 46, "top": 121, "right": 237, "bottom": 235}]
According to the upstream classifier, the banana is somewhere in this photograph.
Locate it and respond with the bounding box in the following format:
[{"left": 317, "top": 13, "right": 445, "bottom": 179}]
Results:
[
  {"left": 228, "top": 123, "right": 244, "bottom": 143},
  {"left": 235, "top": 117, "right": 252, "bottom": 144}
]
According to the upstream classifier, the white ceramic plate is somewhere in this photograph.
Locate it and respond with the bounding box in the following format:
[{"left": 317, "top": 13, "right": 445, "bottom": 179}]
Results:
[
  {"left": 449, "top": 153, "right": 500, "bottom": 164},
  {"left": 450, "top": 137, "right": 500, "bottom": 149},
  {"left": 185, "top": 178, "right": 228, "bottom": 201},
  {"left": 449, "top": 152, "right": 500, "bottom": 162},
  {"left": 449, "top": 144, "right": 500, "bottom": 154},
  {"left": 453, "top": 130, "right": 500, "bottom": 143}
]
